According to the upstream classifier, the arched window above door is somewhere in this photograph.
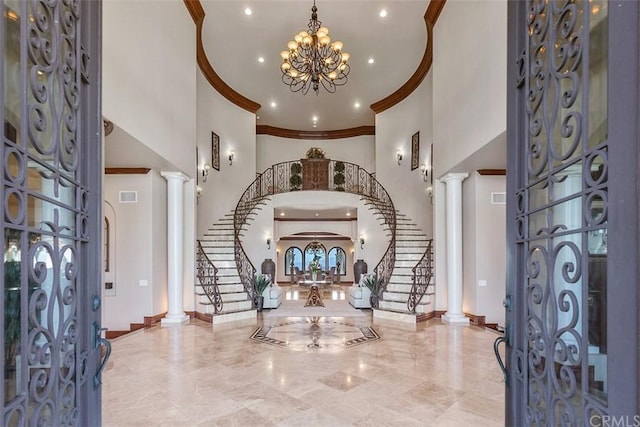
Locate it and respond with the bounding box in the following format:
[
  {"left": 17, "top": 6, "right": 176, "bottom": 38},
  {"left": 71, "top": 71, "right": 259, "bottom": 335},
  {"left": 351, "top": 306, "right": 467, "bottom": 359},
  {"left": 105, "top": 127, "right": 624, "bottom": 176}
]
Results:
[
  {"left": 328, "top": 247, "right": 346, "bottom": 275},
  {"left": 284, "top": 247, "right": 302, "bottom": 275},
  {"left": 304, "top": 242, "right": 326, "bottom": 271}
]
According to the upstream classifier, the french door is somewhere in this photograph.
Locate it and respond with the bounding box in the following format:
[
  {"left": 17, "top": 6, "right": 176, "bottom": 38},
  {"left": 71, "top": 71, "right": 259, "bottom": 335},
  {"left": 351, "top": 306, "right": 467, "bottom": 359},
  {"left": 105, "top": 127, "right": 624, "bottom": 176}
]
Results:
[
  {"left": 505, "top": 0, "right": 639, "bottom": 424},
  {"left": 2, "top": 0, "right": 103, "bottom": 425}
]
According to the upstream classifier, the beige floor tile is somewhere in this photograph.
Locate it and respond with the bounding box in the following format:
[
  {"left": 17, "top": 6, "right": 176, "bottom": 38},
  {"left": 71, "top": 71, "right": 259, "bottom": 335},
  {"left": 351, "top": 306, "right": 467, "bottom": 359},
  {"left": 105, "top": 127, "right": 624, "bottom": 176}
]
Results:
[{"left": 103, "top": 313, "right": 505, "bottom": 426}]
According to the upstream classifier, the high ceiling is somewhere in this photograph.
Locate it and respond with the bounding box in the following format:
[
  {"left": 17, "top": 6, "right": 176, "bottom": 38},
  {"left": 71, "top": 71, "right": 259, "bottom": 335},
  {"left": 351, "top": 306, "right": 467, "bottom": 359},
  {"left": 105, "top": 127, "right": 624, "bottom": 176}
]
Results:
[{"left": 200, "top": 0, "right": 430, "bottom": 132}]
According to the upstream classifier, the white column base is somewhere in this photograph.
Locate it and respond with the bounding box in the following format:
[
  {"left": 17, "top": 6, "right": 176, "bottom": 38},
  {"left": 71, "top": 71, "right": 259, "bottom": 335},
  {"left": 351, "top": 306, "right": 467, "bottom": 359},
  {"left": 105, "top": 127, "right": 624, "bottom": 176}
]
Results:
[
  {"left": 442, "top": 313, "right": 469, "bottom": 325},
  {"left": 161, "top": 314, "right": 190, "bottom": 326}
]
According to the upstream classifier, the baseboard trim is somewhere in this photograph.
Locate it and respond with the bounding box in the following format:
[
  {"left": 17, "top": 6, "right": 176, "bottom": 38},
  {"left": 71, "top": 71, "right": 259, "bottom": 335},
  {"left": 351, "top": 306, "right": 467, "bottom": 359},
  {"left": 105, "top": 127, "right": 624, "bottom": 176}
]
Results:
[
  {"left": 144, "top": 312, "right": 167, "bottom": 327},
  {"left": 190, "top": 311, "right": 213, "bottom": 323},
  {"left": 464, "top": 312, "right": 486, "bottom": 327},
  {"left": 433, "top": 310, "right": 446, "bottom": 318},
  {"left": 416, "top": 311, "right": 435, "bottom": 322}
]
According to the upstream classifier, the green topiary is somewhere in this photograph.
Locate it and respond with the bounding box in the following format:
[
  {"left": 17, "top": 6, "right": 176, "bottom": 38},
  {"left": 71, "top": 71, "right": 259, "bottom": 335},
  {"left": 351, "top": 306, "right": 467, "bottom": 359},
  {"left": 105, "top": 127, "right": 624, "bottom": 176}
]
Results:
[{"left": 291, "top": 162, "right": 302, "bottom": 174}]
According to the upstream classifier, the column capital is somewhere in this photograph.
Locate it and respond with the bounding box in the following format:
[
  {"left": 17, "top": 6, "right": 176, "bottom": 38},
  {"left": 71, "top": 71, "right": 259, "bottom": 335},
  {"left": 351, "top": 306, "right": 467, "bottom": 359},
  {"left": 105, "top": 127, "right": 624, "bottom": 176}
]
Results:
[
  {"left": 160, "top": 171, "right": 189, "bottom": 182},
  {"left": 439, "top": 172, "right": 469, "bottom": 183}
]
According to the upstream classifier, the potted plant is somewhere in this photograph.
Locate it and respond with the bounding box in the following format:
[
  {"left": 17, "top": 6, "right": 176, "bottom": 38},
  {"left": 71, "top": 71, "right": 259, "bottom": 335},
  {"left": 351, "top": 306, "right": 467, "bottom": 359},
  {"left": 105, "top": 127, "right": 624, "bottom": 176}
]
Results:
[
  {"left": 334, "top": 161, "right": 345, "bottom": 191},
  {"left": 290, "top": 162, "right": 302, "bottom": 190},
  {"left": 305, "top": 147, "right": 326, "bottom": 159},
  {"left": 363, "top": 275, "right": 383, "bottom": 308},
  {"left": 253, "top": 273, "right": 271, "bottom": 311}
]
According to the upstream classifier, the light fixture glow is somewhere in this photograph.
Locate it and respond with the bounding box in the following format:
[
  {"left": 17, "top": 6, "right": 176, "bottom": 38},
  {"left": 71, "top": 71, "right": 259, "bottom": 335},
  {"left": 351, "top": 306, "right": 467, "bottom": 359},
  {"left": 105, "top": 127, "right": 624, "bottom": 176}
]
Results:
[
  {"left": 396, "top": 150, "right": 403, "bottom": 165},
  {"left": 196, "top": 185, "right": 202, "bottom": 201},
  {"left": 270, "top": 101, "right": 277, "bottom": 108},
  {"left": 368, "top": 58, "right": 375, "bottom": 64},
  {"left": 280, "top": 1, "right": 350, "bottom": 95},
  {"left": 202, "top": 163, "right": 211, "bottom": 182},
  {"left": 244, "top": 7, "right": 252, "bottom": 15},
  {"left": 280, "top": 212, "right": 285, "bottom": 216},
  {"left": 379, "top": 9, "right": 387, "bottom": 18},
  {"left": 420, "top": 163, "right": 428, "bottom": 182},
  {"left": 228, "top": 151, "right": 235, "bottom": 166},
  {"left": 359, "top": 235, "right": 365, "bottom": 249},
  {"left": 354, "top": 102, "right": 360, "bottom": 108},
  {"left": 258, "top": 56, "right": 265, "bottom": 63}
]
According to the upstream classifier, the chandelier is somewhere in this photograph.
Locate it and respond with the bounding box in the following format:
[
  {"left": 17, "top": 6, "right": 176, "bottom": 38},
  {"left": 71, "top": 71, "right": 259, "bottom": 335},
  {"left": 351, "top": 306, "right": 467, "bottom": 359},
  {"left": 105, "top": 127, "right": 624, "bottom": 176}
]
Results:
[{"left": 280, "top": 0, "right": 350, "bottom": 95}]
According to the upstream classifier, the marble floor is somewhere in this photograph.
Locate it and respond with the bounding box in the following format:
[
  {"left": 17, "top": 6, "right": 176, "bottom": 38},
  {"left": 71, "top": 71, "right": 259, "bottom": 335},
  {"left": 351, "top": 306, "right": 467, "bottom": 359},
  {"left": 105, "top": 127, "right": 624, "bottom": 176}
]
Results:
[{"left": 102, "top": 304, "right": 505, "bottom": 426}]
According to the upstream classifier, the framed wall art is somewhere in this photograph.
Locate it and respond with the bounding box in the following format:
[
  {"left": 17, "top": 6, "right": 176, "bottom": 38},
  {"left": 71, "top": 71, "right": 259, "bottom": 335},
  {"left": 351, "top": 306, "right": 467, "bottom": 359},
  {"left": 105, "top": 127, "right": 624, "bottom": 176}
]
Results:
[
  {"left": 411, "top": 131, "right": 419, "bottom": 170},
  {"left": 211, "top": 131, "right": 220, "bottom": 171}
]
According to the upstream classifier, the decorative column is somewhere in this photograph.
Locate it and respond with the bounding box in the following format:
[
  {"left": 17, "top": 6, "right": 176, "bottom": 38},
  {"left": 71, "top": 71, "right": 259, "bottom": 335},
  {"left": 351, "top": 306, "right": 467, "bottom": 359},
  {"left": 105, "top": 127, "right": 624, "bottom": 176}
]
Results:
[
  {"left": 161, "top": 171, "right": 189, "bottom": 325},
  {"left": 440, "top": 173, "right": 469, "bottom": 325}
]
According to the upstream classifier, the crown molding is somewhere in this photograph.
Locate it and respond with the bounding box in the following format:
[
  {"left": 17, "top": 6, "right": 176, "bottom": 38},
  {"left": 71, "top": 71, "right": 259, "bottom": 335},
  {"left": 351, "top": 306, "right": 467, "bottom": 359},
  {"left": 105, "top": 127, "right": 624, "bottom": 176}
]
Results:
[
  {"left": 370, "top": 0, "right": 446, "bottom": 113},
  {"left": 477, "top": 169, "right": 506, "bottom": 176},
  {"left": 256, "top": 125, "right": 375, "bottom": 140},
  {"left": 105, "top": 168, "right": 151, "bottom": 175},
  {"left": 184, "top": 0, "right": 261, "bottom": 113}
]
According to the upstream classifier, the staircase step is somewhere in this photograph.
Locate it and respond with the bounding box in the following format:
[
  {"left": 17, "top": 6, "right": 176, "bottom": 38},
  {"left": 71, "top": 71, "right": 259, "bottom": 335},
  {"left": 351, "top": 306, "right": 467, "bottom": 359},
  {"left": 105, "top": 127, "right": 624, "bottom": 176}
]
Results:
[
  {"left": 196, "top": 283, "right": 245, "bottom": 293},
  {"left": 201, "top": 299, "right": 253, "bottom": 312},
  {"left": 379, "top": 300, "right": 430, "bottom": 313},
  {"left": 373, "top": 309, "right": 427, "bottom": 324},
  {"left": 396, "top": 246, "right": 428, "bottom": 253},
  {"left": 387, "top": 282, "right": 414, "bottom": 291}
]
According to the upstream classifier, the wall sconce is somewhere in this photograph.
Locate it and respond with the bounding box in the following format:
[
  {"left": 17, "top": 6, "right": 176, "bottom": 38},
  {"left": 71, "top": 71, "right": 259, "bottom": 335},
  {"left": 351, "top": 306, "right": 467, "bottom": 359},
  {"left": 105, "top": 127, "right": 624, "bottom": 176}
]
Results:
[
  {"left": 426, "top": 186, "right": 433, "bottom": 200},
  {"left": 420, "top": 163, "right": 428, "bottom": 182},
  {"left": 396, "top": 150, "right": 403, "bottom": 165},
  {"left": 359, "top": 235, "right": 365, "bottom": 249},
  {"left": 266, "top": 237, "right": 271, "bottom": 250},
  {"left": 228, "top": 151, "right": 235, "bottom": 166},
  {"left": 202, "top": 163, "right": 211, "bottom": 182},
  {"left": 196, "top": 185, "right": 202, "bottom": 201}
]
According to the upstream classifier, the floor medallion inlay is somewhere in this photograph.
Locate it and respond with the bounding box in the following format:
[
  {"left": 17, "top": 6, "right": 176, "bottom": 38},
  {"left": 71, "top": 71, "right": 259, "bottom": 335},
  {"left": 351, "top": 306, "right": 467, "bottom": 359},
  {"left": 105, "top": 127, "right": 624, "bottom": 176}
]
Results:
[{"left": 250, "top": 317, "right": 380, "bottom": 351}]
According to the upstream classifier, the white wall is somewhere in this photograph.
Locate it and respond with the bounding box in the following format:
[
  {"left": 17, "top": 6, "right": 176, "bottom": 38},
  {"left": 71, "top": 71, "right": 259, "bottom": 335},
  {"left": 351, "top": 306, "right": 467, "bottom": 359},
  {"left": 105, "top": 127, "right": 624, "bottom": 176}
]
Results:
[
  {"left": 474, "top": 175, "right": 506, "bottom": 325},
  {"left": 151, "top": 172, "right": 168, "bottom": 315},
  {"left": 103, "top": 174, "right": 155, "bottom": 331},
  {"left": 432, "top": 0, "right": 507, "bottom": 176},
  {"left": 103, "top": 0, "right": 196, "bottom": 176},
  {"left": 375, "top": 73, "right": 433, "bottom": 236},
  {"left": 256, "top": 135, "right": 375, "bottom": 173},
  {"left": 462, "top": 173, "right": 506, "bottom": 325},
  {"left": 196, "top": 71, "right": 257, "bottom": 236},
  {"left": 462, "top": 174, "right": 478, "bottom": 315}
]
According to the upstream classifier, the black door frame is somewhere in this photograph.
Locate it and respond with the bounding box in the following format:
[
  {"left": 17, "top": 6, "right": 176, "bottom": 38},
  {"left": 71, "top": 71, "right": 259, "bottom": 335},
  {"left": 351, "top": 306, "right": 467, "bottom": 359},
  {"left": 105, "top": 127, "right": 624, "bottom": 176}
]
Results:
[{"left": 505, "top": 0, "right": 639, "bottom": 422}]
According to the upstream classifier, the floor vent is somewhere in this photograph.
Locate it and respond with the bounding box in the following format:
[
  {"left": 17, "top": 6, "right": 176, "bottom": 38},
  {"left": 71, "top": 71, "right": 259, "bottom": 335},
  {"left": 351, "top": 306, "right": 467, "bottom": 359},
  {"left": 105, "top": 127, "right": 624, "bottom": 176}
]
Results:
[
  {"left": 491, "top": 192, "right": 506, "bottom": 205},
  {"left": 119, "top": 191, "right": 138, "bottom": 203}
]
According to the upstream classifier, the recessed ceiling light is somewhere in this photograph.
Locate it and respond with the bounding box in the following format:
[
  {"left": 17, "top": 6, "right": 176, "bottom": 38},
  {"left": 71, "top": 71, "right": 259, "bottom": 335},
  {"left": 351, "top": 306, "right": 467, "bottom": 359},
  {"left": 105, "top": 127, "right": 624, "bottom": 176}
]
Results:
[
  {"left": 258, "top": 56, "right": 265, "bottom": 63},
  {"left": 244, "top": 7, "right": 252, "bottom": 16},
  {"left": 346, "top": 212, "right": 351, "bottom": 217},
  {"left": 379, "top": 9, "right": 387, "bottom": 18},
  {"left": 280, "top": 212, "right": 285, "bottom": 216},
  {"left": 312, "top": 115, "right": 318, "bottom": 122},
  {"left": 256, "top": 115, "right": 260, "bottom": 120},
  {"left": 270, "top": 101, "right": 277, "bottom": 108},
  {"left": 368, "top": 58, "right": 375, "bottom": 64},
  {"left": 354, "top": 102, "right": 360, "bottom": 109},
  {"left": 315, "top": 213, "right": 319, "bottom": 217}
]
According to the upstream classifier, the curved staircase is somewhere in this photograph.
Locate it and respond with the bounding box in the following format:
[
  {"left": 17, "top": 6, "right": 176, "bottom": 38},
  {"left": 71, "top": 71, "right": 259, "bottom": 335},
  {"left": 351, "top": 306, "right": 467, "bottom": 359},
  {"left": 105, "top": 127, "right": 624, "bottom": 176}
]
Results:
[{"left": 195, "top": 159, "right": 435, "bottom": 324}]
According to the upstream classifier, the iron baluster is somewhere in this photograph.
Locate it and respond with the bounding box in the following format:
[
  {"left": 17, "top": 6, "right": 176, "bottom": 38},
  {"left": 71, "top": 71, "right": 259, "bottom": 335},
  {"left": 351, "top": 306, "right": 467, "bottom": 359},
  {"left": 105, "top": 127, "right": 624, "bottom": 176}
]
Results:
[
  {"left": 407, "top": 239, "right": 434, "bottom": 313},
  {"left": 196, "top": 241, "right": 223, "bottom": 313}
]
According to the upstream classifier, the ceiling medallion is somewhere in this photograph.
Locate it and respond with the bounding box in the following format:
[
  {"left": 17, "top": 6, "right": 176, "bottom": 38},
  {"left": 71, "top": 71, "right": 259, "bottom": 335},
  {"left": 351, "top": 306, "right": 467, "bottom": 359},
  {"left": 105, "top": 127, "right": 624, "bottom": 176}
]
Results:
[{"left": 280, "top": 0, "right": 350, "bottom": 95}]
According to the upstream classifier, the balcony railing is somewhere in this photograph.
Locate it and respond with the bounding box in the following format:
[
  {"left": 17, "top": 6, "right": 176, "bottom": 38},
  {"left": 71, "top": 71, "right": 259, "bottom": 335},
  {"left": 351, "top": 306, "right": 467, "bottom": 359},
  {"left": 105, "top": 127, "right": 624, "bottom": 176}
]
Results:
[
  {"left": 196, "top": 240, "right": 223, "bottom": 313},
  {"left": 233, "top": 159, "right": 397, "bottom": 306},
  {"left": 407, "top": 239, "right": 434, "bottom": 313}
]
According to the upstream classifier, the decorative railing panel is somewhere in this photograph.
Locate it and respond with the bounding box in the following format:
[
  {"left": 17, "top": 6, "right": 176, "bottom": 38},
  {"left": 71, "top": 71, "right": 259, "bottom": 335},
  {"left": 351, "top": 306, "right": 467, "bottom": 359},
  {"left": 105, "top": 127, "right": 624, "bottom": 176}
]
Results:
[
  {"left": 196, "top": 241, "right": 223, "bottom": 313},
  {"left": 233, "top": 159, "right": 396, "bottom": 302},
  {"left": 407, "top": 239, "right": 433, "bottom": 313}
]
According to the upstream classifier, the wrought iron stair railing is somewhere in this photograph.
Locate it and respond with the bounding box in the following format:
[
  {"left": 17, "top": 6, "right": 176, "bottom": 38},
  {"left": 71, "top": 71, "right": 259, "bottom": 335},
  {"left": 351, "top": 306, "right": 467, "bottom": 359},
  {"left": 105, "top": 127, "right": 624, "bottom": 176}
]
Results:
[
  {"left": 196, "top": 240, "right": 223, "bottom": 313},
  {"left": 407, "top": 239, "right": 434, "bottom": 313},
  {"left": 233, "top": 159, "right": 397, "bottom": 307}
]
